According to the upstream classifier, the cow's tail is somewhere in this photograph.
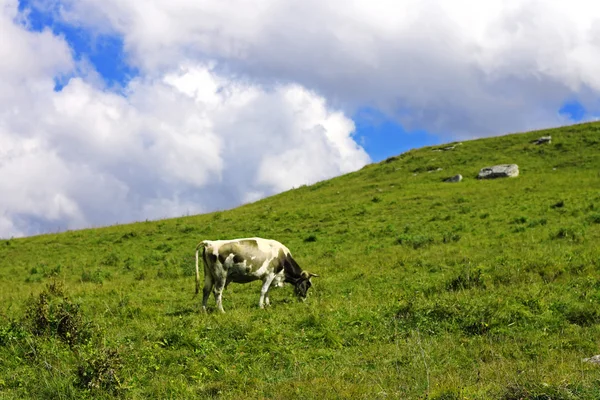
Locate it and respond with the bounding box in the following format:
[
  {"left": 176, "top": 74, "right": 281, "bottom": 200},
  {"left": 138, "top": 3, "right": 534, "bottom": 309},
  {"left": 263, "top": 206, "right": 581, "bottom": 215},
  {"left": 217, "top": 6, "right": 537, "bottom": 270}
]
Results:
[{"left": 195, "top": 241, "right": 208, "bottom": 296}]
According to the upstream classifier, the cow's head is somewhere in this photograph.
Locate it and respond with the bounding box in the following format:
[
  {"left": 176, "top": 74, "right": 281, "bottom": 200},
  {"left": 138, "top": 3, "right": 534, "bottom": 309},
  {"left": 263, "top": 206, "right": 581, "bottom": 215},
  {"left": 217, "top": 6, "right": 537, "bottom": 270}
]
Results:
[{"left": 294, "top": 271, "right": 318, "bottom": 300}]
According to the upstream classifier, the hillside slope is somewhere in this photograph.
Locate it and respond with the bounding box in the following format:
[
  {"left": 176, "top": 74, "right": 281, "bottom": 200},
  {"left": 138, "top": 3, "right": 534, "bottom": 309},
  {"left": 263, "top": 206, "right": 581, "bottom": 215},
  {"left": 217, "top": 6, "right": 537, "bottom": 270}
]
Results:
[{"left": 1, "top": 122, "right": 600, "bottom": 399}]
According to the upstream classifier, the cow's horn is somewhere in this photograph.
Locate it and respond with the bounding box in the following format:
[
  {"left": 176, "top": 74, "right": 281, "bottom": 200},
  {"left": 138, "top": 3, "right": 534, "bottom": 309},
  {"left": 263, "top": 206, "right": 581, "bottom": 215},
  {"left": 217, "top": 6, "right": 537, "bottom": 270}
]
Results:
[
  {"left": 301, "top": 271, "right": 309, "bottom": 279},
  {"left": 309, "top": 272, "right": 319, "bottom": 278}
]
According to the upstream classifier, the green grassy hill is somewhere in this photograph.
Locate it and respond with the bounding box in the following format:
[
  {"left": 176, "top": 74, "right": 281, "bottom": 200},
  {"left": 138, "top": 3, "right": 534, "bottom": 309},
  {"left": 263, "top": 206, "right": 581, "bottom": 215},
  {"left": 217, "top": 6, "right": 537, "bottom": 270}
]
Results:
[{"left": 1, "top": 122, "right": 600, "bottom": 399}]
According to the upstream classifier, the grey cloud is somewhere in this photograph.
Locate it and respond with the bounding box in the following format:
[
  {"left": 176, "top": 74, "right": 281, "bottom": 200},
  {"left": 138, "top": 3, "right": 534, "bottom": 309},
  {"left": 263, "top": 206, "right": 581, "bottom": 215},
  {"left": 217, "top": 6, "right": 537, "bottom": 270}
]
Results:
[{"left": 52, "top": 0, "right": 600, "bottom": 137}]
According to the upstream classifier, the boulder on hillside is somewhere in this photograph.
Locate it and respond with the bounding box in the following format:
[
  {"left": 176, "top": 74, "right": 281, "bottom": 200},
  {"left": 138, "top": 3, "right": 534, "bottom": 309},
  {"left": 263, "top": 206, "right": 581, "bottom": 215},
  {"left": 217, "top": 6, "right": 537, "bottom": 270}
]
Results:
[
  {"left": 583, "top": 355, "right": 600, "bottom": 365},
  {"left": 432, "top": 144, "right": 460, "bottom": 152},
  {"left": 444, "top": 174, "right": 463, "bottom": 183},
  {"left": 477, "top": 164, "right": 519, "bottom": 179},
  {"left": 532, "top": 136, "right": 551, "bottom": 145}
]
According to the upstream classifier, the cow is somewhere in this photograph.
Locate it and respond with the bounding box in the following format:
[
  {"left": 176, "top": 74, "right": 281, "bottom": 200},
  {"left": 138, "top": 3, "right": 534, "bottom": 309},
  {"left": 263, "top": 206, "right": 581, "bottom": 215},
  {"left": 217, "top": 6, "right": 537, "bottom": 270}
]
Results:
[{"left": 195, "top": 237, "right": 318, "bottom": 313}]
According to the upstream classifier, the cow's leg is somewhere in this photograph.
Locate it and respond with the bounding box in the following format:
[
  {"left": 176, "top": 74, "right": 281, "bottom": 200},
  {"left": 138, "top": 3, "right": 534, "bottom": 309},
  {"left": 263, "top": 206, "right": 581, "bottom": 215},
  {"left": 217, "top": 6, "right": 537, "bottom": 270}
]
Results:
[
  {"left": 259, "top": 275, "right": 275, "bottom": 309},
  {"left": 202, "top": 273, "right": 214, "bottom": 313},
  {"left": 213, "top": 277, "right": 227, "bottom": 313}
]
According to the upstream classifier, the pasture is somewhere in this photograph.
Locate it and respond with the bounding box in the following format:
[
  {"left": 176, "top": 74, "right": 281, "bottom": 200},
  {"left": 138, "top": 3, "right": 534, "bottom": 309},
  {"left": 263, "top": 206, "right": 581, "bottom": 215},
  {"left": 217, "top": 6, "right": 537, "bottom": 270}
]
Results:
[{"left": 1, "top": 122, "right": 600, "bottom": 399}]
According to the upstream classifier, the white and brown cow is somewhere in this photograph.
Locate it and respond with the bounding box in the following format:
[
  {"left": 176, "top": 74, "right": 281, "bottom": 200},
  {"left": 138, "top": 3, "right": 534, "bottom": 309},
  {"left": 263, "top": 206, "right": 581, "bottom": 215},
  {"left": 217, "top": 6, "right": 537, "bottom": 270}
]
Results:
[{"left": 195, "top": 237, "right": 318, "bottom": 313}]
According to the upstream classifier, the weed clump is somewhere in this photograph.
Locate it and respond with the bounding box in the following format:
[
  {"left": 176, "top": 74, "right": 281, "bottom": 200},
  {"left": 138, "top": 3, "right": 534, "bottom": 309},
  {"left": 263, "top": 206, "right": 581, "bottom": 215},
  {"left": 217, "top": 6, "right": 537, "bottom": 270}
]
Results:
[
  {"left": 24, "top": 284, "right": 90, "bottom": 347},
  {"left": 76, "top": 346, "right": 123, "bottom": 392},
  {"left": 4, "top": 285, "right": 125, "bottom": 396},
  {"left": 564, "top": 304, "right": 600, "bottom": 327},
  {"left": 100, "top": 252, "right": 119, "bottom": 267},
  {"left": 395, "top": 234, "right": 434, "bottom": 249},
  {"left": 502, "top": 382, "right": 582, "bottom": 400},
  {"left": 81, "top": 269, "right": 110, "bottom": 284},
  {"left": 587, "top": 212, "right": 600, "bottom": 224},
  {"left": 552, "top": 226, "right": 584, "bottom": 242},
  {"left": 446, "top": 268, "right": 485, "bottom": 291},
  {"left": 304, "top": 234, "right": 317, "bottom": 243}
]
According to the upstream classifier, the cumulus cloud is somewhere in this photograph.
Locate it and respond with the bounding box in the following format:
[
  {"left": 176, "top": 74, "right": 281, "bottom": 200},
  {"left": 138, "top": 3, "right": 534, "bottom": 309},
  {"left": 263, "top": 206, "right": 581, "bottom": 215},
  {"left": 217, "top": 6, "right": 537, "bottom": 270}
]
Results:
[
  {"left": 6, "top": 0, "right": 600, "bottom": 237},
  {"left": 0, "top": 1, "right": 369, "bottom": 238},
  {"left": 52, "top": 0, "right": 600, "bottom": 135}
]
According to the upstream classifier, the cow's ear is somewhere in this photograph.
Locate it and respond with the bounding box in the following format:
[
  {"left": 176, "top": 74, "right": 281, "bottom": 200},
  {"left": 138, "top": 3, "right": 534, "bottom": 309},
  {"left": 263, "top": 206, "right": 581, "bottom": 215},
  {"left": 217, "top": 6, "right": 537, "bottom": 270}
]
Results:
[{"left": 301, "top": 271, "right": 309, "bottom": 279}]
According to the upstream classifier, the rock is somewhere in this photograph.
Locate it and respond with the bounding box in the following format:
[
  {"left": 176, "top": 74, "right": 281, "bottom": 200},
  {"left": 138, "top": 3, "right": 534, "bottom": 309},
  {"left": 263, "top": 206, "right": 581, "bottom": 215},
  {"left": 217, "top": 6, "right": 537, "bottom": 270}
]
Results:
[
  {"left": 532, "top": 136, "right": 551, "bottom": 145},
  {"left": 583, "top": 355, "right": 600, "bottom": 364},
  {"left": 477, "top": 164, "right": 519, "bottom": 179},
  {"left": 432, "top": 144, "right": 458, "bottom": 152},
  {"left": 444, "top": 174, "right": 462, "bottom": 183}
]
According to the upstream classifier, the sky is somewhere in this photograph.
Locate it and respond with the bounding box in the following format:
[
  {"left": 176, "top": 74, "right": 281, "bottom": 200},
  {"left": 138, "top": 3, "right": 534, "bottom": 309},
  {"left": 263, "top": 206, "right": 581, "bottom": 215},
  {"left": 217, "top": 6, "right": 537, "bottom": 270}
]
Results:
[{"left": 1, "top": 0, "right": 599, "bottom": 238}]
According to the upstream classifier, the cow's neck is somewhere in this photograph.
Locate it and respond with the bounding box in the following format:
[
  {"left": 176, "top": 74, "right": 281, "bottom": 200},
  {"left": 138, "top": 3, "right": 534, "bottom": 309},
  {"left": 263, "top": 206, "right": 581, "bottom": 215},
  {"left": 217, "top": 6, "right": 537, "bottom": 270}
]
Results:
[{"left": 283, "top": 254, "right": 303, "bottom": 284}]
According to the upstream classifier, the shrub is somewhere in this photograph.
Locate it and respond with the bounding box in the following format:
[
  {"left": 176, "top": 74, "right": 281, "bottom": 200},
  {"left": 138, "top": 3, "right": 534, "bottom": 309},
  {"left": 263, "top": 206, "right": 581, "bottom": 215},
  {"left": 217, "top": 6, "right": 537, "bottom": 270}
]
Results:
[
  {"left": 587, "top": 213, "right": 600, "bottom": 224},
  {"left": 100, "top": 253, "right": 119, "bottom": 267},
  {"left": 446, "top": 267, "right": 485, "bottom": 291},
  {"left": 564, "top": 304, "right": 600, "bottom": 327},
  {"left": 396, "top": 234, "right": 434, "bottom": 249},
  {"left": 76, "top": 346, "right": 123, "bottom": 393},
  {"left": 552, "top": 226, "right": 584, "bottom": 242},
  {"left": 23, "top": 288, "right": 90, "bottom": 347}
]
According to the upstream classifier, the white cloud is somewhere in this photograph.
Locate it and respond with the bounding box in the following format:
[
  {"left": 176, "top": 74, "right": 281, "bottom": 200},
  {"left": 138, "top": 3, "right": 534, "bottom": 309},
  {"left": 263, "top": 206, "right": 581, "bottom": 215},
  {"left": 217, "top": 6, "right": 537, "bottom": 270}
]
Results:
[
  {"left": 52, "top": 0, "right": 600, "bottom": 136},
  {"left": 0, "top": 2, "right": 369, "bottom": 237}
]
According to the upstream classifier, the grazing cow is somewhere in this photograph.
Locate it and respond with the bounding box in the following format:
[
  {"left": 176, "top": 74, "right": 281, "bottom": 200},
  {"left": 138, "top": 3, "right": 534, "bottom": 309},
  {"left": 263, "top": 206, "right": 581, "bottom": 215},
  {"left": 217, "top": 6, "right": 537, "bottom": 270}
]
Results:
[{"left": 195, "top": 237, "right": 318, "bottom": 313}]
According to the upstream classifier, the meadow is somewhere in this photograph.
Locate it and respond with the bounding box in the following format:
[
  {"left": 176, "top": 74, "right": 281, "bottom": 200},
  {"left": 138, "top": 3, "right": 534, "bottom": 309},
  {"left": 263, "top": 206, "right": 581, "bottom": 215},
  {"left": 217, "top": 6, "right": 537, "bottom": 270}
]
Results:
[{"left": 1, "top": 122, "right": 600, "bottom": 399}]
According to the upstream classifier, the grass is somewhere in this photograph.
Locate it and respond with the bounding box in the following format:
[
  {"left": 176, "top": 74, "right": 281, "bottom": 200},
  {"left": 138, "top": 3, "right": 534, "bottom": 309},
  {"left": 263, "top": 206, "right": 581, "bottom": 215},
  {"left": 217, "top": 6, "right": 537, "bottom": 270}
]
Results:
[{"left": 1, "top": 122, "right": 600, "bottom": 398}]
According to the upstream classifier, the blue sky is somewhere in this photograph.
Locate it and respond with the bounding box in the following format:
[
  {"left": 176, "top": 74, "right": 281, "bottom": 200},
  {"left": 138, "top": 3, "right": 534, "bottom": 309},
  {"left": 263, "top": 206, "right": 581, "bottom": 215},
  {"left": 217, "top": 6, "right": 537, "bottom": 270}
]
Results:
[
  {"left": 2, "top": 0, "right": 597, "bottom": 237},
  {"left": 19, "top": 0, "right": 137, "bottom": 90}
]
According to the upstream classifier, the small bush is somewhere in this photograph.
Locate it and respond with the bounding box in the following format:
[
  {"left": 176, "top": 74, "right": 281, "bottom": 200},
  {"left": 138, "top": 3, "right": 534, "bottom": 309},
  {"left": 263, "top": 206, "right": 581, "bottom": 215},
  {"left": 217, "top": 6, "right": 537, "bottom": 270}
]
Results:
[
  {"left": 304, "top": 235, "right": 317, "bottom": 243},
  {"left": 179, "top": 225, "right": 195, "bottom": 233},
  {"left": 552, "top": 227, "right": 584, "bottom": 242},
  {"left": 23, "top": 288, "right": 90, "bottom": 347},
  {"left": 527, "top": 218, "right": 547, "bottom": 227},
  {"left": 396, "top": 234, "right": 434, "bottom": 249},
  {"left": 431, "top": 390, "right": 461, "bottom": 400},
  {"left": 43, "top": 264, "right": 62, "bottom": 277},
  {"left": 564, "top": 304, "right": 600, "bottom": 327},
  {"left": 134, "top": 271, "right": 146, "bottom": 281},
  {"left": 511, "top": 216, "right": 528, "bottom": 224},
  {"left": 587, "top": 213, "right": 600, "bottom": 224},
  {"left": 100, "top": 253, "right": 119, "bottom": 267},
  {"left": 442, "top": 232, "right": 461, "bottom": 243},
  {"left": 155, "top": 243, "right": 172, "bottom": 252},
  {"left": 0, "top": 321, "right": 28, "bottom": 346},
  {"left": 446, "top": 267, "right": 485, "bottom": 291},
  {"left": 81, "top": 269, "right": 108, "bottom": 284},
  {"left": 76, "top": 346, "right": 123, "bottom": 393},
  {"left": 119, "top": 231, "right": 137, "bottom": 240},
  {"left": 47, "top": 280, "right": 65, "bottom": 297},
  {"left": 551, "top": 200, "right": 565, "bottom": 209},
  {"left": 502, "top": 382, "right": 583, "bottom": 400}
]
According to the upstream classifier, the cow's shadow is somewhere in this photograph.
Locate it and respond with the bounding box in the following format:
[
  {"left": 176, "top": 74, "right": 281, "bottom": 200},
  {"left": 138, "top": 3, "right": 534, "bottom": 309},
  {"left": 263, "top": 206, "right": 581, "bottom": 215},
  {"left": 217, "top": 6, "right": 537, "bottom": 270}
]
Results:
[{"left": 165, "top": 307, "right": 196, "bottom": 317}]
